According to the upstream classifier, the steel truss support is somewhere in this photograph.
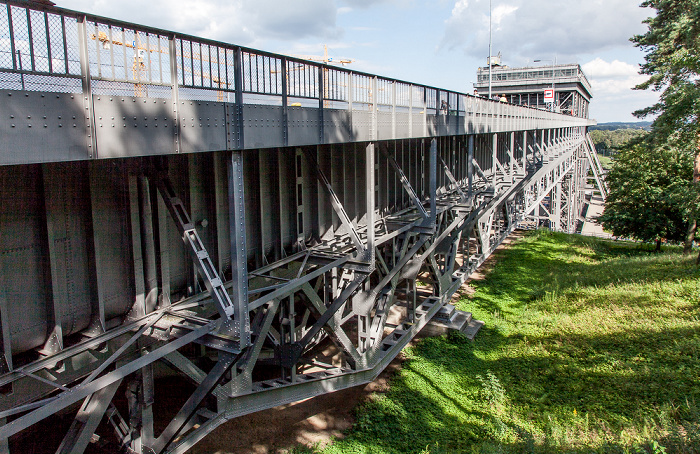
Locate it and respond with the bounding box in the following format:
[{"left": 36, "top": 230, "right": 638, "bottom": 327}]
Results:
[{"left": 0, "top": 130, "right": 596, "bottom": 454}]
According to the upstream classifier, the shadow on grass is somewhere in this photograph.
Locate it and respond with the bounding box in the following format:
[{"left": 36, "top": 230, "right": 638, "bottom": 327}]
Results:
[
  {"left": 321, "top": 231, "right": 700, "bottom": 454},
  {"left": 465, "top": 230, "right": 700, "bottom": 319}
]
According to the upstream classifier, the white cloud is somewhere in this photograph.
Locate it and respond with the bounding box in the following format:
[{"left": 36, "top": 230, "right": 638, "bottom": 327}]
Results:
[
  {"left": 582, "top": 58, "right": 638, "bottom": 79},
  {"left": 492, "top": 4, "right": 518, "bottom": 28},
  {"left": 441, "top": 0, "right": 650, "bottom": 62},
  {"left": 60, "top": 0, "right": 341, "bottom": 47},
  {"left": 582, "top": 58, "right": 649, "bottom": 95}
]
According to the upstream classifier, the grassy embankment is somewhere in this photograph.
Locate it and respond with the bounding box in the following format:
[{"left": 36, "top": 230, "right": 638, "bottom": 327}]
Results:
[
  {"left": 597, "top": 155, "right": 613, "bottom": 171},
  {"left": 300, "top": 230, "right": 700, "bottom": 453}
]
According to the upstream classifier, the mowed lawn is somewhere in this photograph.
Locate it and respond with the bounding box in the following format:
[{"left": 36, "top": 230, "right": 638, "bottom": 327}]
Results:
[{"left": 308, "top": 230, "right": 700, "bottom": 454}]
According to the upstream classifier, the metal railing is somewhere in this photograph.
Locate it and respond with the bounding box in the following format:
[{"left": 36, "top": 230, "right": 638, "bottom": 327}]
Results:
[{"left": 0, "top": 0, "right": 593, "bottom": 127}]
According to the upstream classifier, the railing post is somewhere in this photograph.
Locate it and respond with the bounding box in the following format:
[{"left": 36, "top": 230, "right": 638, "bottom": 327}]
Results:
[
  {"left": 408, "top": 84, "right": 413, "bottom": 137},
  {"left": 169, "top": 35, "right": 181, "bottom": 154},
  {"left": 281, "top": 57, "right": 289, "bottom": 147},
  {"left": 492, "top": 133, "right": 498, "bottom": 190},
  {"left": 318, "top": 65, "right": 325, "bottom": 143},
  {"left": 371, "top": 76, "right": 378, "bottom": 141},
  {"left": 365, "top": 142, "right": 375, "bottom": 265},
  {"left": 77, "top": 15, "right": 97, "bottom": 158},
  {"left": 467, "top": 135, "right": 474, "bottom": 201},
  {"left": 391, "top": 81, "right": 396, "bottom": 140},
  {"left": 233, "top": 47, "right": 244, "bottom": 149}
]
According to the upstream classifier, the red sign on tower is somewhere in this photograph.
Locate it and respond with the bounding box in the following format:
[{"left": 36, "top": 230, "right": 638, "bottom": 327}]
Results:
[{"left": 544, "top": 89, "right": 555, "bottom": 102}]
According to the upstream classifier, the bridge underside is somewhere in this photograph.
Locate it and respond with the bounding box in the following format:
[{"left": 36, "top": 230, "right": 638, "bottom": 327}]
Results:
[
  {"left": 0, "top": 128, "right": 595, "bottom": 453},
  {"left": 0, "top": 1, "right": 605, "bottom": 452}
]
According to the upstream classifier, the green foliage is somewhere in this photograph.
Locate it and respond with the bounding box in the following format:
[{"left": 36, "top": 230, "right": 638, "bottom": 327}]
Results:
[
  {"left": 632, "top": 0, "right": 700, "bottom": 145},
  {"left": 598, "top": 138, "right": 694, "bottom": 244},
  {"left": 309, "top": 231, "right": 700, "bottom": 454},
  {"left": 589, "top": 129, "right": 649, "bottom": 155}
]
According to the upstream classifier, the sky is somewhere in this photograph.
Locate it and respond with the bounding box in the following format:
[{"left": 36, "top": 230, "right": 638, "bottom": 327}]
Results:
[{"left": 57, "top": 0, "right": 659, "bottom": 123}]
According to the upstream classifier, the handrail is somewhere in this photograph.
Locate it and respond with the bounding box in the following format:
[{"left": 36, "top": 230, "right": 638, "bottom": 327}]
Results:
[{"left": 0, "top": 0, "right": 593, "bottom": 126}]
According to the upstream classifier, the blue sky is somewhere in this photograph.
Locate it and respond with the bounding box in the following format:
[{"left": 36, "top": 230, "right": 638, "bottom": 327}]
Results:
[{"left": 59, "top": 0, "right": 659, "bottom": 123}]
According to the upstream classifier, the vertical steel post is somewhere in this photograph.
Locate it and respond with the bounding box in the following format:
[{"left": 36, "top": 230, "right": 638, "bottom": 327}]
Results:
[
  {"left": 522, "top": 130, "right": 527, "bottom": 173},
  {"left": 391, "top": 81, "right": 396, "bottom": 140},
  {"left": 492, "top": 133, "right": 497, "bottom": 190},
  {"left": 371, "top": 76, "right": 378, "bottom": 141},
  {"left": 429, "top": 139, "right": 437, "bottom": 226},
  {"left": 169, "top": 35, "right": 181, "bottom": 153},
  {"left": 281, "top": 57, "right": 289, "bottom": 147},
  {"left": 233, "top": 47, "right": 244, "bottom": 149},
  {"left": 318, "top": 65, "right": 324, "bottom": 143},
  {"left": 228, "top": 151, "right": 250, "bottom": 347},
  {"left": 408, "top": 84, "right": 413, "bottom": 137},
  {"left": 77, "top": 15, "right": 97, "bottom": 158},
  {"left": 467, "top": 135, "right": 474, "bottom": 201},
  {"left": 365, "top": 143, "right": 375, "bottom": 265},
  {"left": 509, "top": 131, "right": 515, "bottom": 183}
]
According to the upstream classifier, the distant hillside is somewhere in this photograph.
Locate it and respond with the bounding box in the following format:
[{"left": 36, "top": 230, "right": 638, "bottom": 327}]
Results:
[{"left": 590, "top": 121, "right": 652, "bottom": 131}]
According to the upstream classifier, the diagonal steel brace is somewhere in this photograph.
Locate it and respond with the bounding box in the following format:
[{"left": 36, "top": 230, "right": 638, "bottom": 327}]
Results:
[
  {"left": 151, "top": 172, "right": 236, "bottom": 321},
  {"left": 380, "top": 147, "right": 429, "bottom": 219},
  {"left": 302, "top": 149, "right": 366, "bottom": 254},
  {"left": 439, "top": 155, "right": 467, "bottom": 202}
]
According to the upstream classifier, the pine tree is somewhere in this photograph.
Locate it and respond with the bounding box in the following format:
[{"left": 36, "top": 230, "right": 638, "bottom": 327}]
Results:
[{"left": 632, "top": 0, "right": 700, "bottom": 259}]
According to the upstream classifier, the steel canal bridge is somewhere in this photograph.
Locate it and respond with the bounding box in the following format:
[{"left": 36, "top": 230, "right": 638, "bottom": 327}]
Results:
[{"left": 0, "top": 1, "right": 606, "bottom": 452}]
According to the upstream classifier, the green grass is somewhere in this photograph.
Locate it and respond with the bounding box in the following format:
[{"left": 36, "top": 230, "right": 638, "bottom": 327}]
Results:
[
  {"left": 311, "top": 230, "right": 700, "bottom": 454},
  {"left": 598, "top": 155, "right": 614, "bottom": 171}
]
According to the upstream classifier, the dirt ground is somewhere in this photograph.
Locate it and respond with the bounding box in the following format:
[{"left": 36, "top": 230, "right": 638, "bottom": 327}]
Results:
[{"left": 189, "top": 231, "right": 524, "bottom": 454}]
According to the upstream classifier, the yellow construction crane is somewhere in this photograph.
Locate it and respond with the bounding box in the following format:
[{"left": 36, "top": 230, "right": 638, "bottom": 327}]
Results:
[
  {"left": 91, "top": 32, "right": 230, "bottom": 100},
  {"left": 292, "top": 45, "right": 354, "bottom": 66}
]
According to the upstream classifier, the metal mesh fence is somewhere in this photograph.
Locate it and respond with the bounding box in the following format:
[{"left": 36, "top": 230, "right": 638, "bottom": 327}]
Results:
[
  {"left": 11, "top": 6, "right": 30, "bottom": 71},
  {"left": 92, "top": 79, "right": 171, "bottom": 98},
  {"left": 63, "top": 16, "right": 80, "bottom": 75},
  {"left": 411, "top": 86, "right": 424, "bottom": 108},
  {"left": 426, "top": 88, "right": 437, "bottom": 110},
  {"left": 29, "top": 10, "right": 48, "bottom": 72},
  {"left": 395, "top": 82, "right": 409, "bottom": 107},
  {"left": 0, "top": 0, "right": 509, "bottom": 121},
  {"left": 353, "top": 73, "right": 371, "bottom": 104},
  {"left": 240, "top": 53, "right": 280, "bottom": 95},
  {"left": 176, "top": 39, "right": 233, "bottom": 93},
  {"left": 375, "top": 78, "right": 391, "bottom": 106},
  {"left": 0, "top": 5, "right": 10, "bottom": 69},
  {"left": 286, "top": 59, "right": 316, "bottom": 98},
  {"left": 47, "top": 13, "right": 66, "bottom": 74},
  {"left": 323, "top": 68, "right": 347, "bottom": 102}
]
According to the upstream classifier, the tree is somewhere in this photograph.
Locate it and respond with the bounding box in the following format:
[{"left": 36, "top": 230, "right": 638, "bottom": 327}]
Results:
[
  {"left": 632, "top": 0, "right": 700, "bottom": 258},
  {"left": 598, "top": 138, "right": 692, "bottom": 250}
]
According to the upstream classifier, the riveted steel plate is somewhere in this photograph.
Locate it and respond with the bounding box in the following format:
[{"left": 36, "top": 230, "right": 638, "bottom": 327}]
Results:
[
  {"left": 288, "top": 106, "right": 320, "bottom": 147},
  {"left": 93, "top": 96, "right": 175, "bottom": 158},
  {"left": 412, "top": 113, "right": 425, "bottom": 138},
  {"left": 427, "top": 114, "right": 437, "bottom": 136},
  {"left": 242, "top": 105, "right": 284, "bottom": 149},
  {"left": 323, "top": 109, "right": 352, "bottom": 144},
  {"left": 377, "top": 111, "right": 393, "bottom": 140},
  {"left": 352, "top": 110, "right": 371, "bottom": 142},
  {"left": 0, "top": 165, "right": 50, "bottom": 353},
  {"left": 179, "top": 100, "right": 228, "bottom": 153},
  {"left": 396, "top": 112, "right": 410, "bottom": 139},
  {"left": 0, "top": 90, "right": 88, "bottom": 165},
  {"left": 437, "top": 114, "right": 448, "bottom": 136}
]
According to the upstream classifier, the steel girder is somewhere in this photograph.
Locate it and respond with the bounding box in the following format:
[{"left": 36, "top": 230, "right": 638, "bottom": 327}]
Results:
[{"left": 0, "top": 127, "right": 602, "bottom": 453}]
